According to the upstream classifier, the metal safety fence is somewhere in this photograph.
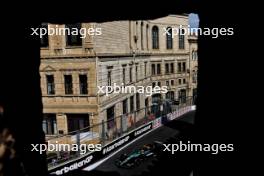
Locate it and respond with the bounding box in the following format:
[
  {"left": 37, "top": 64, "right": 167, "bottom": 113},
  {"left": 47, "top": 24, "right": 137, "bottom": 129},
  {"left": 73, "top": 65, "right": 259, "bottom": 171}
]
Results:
[{"left": 46, "top": 97, "right": 194, "bottom": 169}]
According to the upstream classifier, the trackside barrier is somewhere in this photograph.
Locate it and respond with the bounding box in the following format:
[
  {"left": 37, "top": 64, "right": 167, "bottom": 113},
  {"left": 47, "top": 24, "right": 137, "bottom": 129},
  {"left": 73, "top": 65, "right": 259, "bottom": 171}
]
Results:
[
  {"left": 82, "top": 105, "right": 195, "bottom": 173},
  {"left": 48, "top": 98, "right": 195, "bottom": 175},
  {"left": 49, "top": 123, "right": 152, "bottom": 175},
  {"left": 166, "top": 105, "right": 192, "bottom": 121}
]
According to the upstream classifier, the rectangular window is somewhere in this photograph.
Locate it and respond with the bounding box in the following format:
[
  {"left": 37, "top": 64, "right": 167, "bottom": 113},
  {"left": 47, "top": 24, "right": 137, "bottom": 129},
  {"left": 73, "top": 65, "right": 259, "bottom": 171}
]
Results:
[
  {"left": 42, "top": 114, "right": 57, "bottom": 135},
  {"left": 171, "top": 80, "right": 175, "bottom": 86},
  {"left": 171, "top": 63, "right": 174, "bottom": 73},
  {"left": 123, "top": 99, "right": 128, "bottom": 114},
  {"left": 79, "top": 75, "right": 88, "bottom": 95},
  {"left": 166, "top": 91, "right": 174, "bottom": 100},
  {"left": 67, "top": 114, "right": 89, "bottom": 133},
  {"left": 166, "top": 80, "right": 170, "bottom": 86},
  {"left": 141, "top": 23, "right": 144, "bottom": 50},
  {"left": 152, "top": 82, "right": 156, "bottom": 88},
  {"left": 165, "top": 63, "right": 169, "bottom": 74},
  {"left": 166, "top": 28, "right": 173, "bottom": 49},
  {"left": 64, "top": 75, "right": 73, "bottom": 94},
  {"left": 178, "top": 63, "right": 182, "bottom": 73},
  {"left": 179, "top": 30, "right": 185, "bottom": 49},
  {"left": 152, "top": 27, "right": 159, "bottom": 49},
  {"left": 136, "top": 93, "right": 140, "bottom": 110},
  {"left": 192, "top": 71, "right": 197, "bottom": 83},
  {"left": 129, "top": 67, "right": 133, "bottom": 82},
  {"left": 179, "top": 89, "right": 187, "bottom": 103},
  {"left": 40, "top": 23, "right": 49, "bottom": 47},
  {"left": 192, "top": 75, "right": 196, "bottom": 83},
  {"left": 106, "top": 106, "right": 115, "bottom": 129},
  {"left": 146, "top": 25, "right": 149, "bottom": 50},
  {"left": 145, "top": 98, "right": 149, "bottom": 108},
  {"left": 157, "top": 64, "right": 161, "bottom": 74},
  {"left": 130, "top": 96, "right": 134, "bottom": 112},
  {"left": 135, "top": 65, "right": 138, "bottom": 81},
  {"left": 107, "top": 70, "right": 112, "bottom": 92},
  {"left": 183, "top": 62, "right": 186, "bottom": 72},
  {"left": 178, "top": 79, "right": 182, "bottom": 85},
  {"left": 123, "top": 67, "right": 126, "bottom": 84},
  {"left": 151, "top": 64, "right": 156, "bottom": 75},
  {"left": 46, "top": 75, "right": 55, "bottom": 95},
  {"left": 65, "top": 23, "right": 82, "bottom": 46},
  {"left": 145, "top": 62, "right": 147, "bottom": 77}
]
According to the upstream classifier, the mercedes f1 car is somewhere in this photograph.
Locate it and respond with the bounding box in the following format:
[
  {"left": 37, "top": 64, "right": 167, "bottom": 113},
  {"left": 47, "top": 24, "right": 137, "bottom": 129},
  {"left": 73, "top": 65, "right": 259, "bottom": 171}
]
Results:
[{"left": 115, "top": 141, "right": 163, "bottom": 168}]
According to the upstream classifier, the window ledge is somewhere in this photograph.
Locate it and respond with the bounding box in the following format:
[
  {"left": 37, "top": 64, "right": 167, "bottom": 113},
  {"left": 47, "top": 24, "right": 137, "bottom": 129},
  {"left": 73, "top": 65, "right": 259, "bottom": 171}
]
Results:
[{"left": 65, "top": 46, "right": 82, "bottom": 49}]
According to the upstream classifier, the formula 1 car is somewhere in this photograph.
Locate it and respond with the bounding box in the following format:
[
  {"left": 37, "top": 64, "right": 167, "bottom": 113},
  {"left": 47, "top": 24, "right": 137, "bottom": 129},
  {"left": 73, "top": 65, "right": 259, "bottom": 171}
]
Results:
[{"left": 115, "top": 141, "right": 163, "bottom": 168}]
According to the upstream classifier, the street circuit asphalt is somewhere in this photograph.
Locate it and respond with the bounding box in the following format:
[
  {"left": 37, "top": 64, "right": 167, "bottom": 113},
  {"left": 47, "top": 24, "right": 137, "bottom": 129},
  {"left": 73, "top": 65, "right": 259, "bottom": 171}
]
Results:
[{"left": 91, "top": 111, "right": 196, "bottom": 176}]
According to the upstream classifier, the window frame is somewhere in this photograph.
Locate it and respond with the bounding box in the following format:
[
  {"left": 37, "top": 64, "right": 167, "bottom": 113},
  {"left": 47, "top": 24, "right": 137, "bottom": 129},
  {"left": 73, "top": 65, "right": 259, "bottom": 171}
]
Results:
[
  {"left": 40, "top": 23, "right": 49, "bottom": 48},
  {"left": 65, "top": 23, "right": 83, "bottom": 47},
  {"left": 165, "top": 63, "right": 169, "bottom": 74},
  {"left": 171, "top": 63, "right": 174, "bottom": 73},
  {"left": 152, "top": 26, "right": 159, "bottom": 49},
  {"left": 166, "top": 27, "right": 173, "bottom": 49},
  {"left": 122, "top": 67, "right": 126, "bottom": 85},
  {"left": 64, "top": 75, "right": 73, "bottom": 95},
  {"left": 130, "top": 96, "right": 134, "bottom": 112},
  {"left": 179, "top": 29, "right": 185, "bottom": 49},
  {"left": 79, "top": 74, "right": 88, "bottom": 95},
  {"left": 157, "top": 63, "right": 161, "bottom": 75},
  {"left": 42, "top": 114, "right": 57, "bottom": 135},
  {"left": 46, "top": 74, "right": 55, "bottom": 95},
  {"left": 136, "top": 93, "right": 140, "bottom": 110},
  {"left": 141, "top": 22, "right": 144, "bottom": 50}
]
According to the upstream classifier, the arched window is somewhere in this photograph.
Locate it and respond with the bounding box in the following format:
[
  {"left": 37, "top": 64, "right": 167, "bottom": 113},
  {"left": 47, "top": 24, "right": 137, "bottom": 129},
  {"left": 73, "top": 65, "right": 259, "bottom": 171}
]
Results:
[
  {"left": 166, "top": 27, "right": 173, "bottom": 49},
  {"left": 146, "top": 24, "right": 149, "bottom": 50},
  {"left": 152, "top": 26, "right": 159, "bottom": 49},
  {"left": 179, "top": 29, "right": 185, "bottom": 49},
  {"left": 141, "top": 22, "right": 144, "bottom": 50}
]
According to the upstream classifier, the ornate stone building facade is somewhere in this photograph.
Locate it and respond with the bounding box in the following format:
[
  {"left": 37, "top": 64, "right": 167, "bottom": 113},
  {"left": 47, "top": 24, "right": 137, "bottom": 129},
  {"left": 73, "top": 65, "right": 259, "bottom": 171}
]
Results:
[{"left": 40, "top": 14, "right": 198, "bottom": 138}]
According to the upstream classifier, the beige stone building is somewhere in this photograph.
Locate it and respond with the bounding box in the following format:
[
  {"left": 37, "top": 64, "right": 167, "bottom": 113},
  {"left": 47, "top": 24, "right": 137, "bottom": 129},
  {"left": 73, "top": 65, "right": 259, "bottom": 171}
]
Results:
[
  {"left": 188, "top": 34, "right": 198, "bottom": 102},
  {"left": 40, "top": 14, "right": 198, "bottom": 140}
]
